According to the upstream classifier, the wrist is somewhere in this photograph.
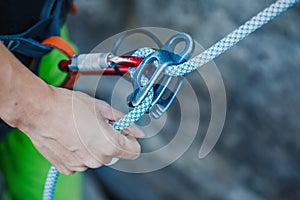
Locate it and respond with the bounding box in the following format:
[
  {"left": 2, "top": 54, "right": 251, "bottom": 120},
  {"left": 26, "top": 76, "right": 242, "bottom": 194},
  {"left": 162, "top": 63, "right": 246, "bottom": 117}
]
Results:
[
  {"left": 2, "top": 74, "right": 53, "bottom": 130},
  {"left": 0, "top": 46, "right": 54, "bottom": 130}
]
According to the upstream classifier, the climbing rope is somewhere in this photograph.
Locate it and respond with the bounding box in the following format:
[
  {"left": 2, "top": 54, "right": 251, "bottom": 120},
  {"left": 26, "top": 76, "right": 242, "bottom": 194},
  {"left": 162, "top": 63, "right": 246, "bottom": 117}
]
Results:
[
  {"left": 43, "top": 0, "right": 299, "bottom": 199},
  {"left": 135, "top": 0, "right": 300, "bottom": 77}
]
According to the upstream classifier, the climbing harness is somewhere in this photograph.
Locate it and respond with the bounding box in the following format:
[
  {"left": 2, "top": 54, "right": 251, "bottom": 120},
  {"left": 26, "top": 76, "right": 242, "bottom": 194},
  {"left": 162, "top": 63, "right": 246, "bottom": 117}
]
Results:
[{"left": 0, "top": 0, "right": 74, "bottom": 60}]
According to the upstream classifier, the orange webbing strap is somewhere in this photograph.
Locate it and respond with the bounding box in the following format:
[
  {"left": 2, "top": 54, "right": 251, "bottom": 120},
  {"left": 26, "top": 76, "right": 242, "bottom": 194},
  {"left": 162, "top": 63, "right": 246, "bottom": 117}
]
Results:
[
  {"left": 41, "top": 36, "right": 79, "bottom": 89},
  {"left": 42, "top": 36, "right": 76, "bottom": 58}
]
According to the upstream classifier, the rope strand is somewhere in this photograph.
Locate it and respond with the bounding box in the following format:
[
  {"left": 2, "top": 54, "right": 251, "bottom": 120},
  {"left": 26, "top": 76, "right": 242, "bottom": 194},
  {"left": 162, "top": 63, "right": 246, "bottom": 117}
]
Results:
[{"left": 165, "top": 0, "right": 299, "bottom": 76}]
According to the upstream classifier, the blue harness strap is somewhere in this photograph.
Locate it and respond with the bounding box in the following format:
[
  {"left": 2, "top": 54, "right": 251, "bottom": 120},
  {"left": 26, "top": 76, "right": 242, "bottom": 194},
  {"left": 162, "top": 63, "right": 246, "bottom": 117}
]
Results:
[{"left": 0, "top": 0, "right": 72, "bottom": 58}]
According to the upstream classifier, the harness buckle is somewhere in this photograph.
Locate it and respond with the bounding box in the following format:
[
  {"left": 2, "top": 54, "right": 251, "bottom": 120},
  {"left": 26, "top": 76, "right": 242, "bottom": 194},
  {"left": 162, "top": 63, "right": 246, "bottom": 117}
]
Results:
[{"left": 129, "top": 33, "right": 195, "bottom": 118}]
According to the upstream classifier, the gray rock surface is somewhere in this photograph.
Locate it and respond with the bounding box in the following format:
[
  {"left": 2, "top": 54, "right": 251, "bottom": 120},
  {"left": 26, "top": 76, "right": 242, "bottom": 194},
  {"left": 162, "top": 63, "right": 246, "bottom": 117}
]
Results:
[{"left": 67, "top": 0, "right": 300, "bottom": 199}]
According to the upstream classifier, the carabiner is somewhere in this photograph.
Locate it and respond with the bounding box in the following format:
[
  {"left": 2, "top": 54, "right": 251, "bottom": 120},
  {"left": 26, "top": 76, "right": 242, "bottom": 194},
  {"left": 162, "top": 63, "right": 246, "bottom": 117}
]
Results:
[{"left": 60, "top": 54, "right": 143, "bottom": 75}]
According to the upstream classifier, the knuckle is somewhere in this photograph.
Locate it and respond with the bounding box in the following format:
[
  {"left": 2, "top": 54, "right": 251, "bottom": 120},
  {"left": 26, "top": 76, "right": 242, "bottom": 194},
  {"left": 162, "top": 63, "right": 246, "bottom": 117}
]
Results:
[
  {"left": 60, "top": 139, "right": 78, "bottom": 153},
  {"left": 84, "top": 159, "right": 102, "bottom": 168},
  {"left": 131, "top": 144, "right": 141, "bottom": 160},
  {"left": 116, "top": 136, "right": 125, "bottom": 148},
  {"left": 102, "top": 101, "right": 111, "bottom": 108},
  {"left": 76, "top": 91, "right": 90, "bottom": 99},
  {"left": 74, "top": 166, "right": 88, "bottom": 172},
  {"left": 127, "top": 141, "right": 141, "bottom": 160},
  {"left": 66, "top": 144, "right": 79, "bottom": 153},
  {"left": 107, "top": 145, "right": 120, "bottom": 157},
  {"left": 65, "top": 170, "right": 74, "bottom": 176},
  {"left": 57, "top": 166, "right": 73, "bottom": 176},
  {"left": 100, "top": 101, "right": 111, "bottom": 111}
]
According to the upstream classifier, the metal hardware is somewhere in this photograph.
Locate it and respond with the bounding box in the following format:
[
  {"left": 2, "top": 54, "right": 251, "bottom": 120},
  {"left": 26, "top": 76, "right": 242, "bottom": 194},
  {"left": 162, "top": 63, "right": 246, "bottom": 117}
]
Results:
[{"left": 129, "top": 32, "right": 195, "bottom": 118}]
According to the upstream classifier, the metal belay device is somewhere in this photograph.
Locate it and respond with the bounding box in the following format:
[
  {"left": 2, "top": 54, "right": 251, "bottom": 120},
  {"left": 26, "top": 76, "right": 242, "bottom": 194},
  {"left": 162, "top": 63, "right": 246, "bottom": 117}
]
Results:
[{"left": 128, "top": 32, "right": 195, "bottom": 118}]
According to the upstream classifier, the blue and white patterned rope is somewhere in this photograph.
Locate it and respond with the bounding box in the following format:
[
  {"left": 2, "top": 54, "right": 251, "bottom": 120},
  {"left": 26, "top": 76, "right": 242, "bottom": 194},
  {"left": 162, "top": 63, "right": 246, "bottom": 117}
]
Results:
[
  {"left": 113, "top": 67, "right": 154, "bottom": 131},
  {"left": 135, "top": 0, "right": 299, "bottom": 77},
  {"left": 43, "top": 166, "right": 59, "bottom": 200},
  {"left": 43, "top": 0, "right": 298, "bottom": 199}
]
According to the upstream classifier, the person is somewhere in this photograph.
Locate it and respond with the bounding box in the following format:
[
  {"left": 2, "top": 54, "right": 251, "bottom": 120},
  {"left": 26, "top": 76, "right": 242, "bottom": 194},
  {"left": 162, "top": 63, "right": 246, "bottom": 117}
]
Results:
[{"left": 0, "top": 0, "right": 143, "bottom": 199}]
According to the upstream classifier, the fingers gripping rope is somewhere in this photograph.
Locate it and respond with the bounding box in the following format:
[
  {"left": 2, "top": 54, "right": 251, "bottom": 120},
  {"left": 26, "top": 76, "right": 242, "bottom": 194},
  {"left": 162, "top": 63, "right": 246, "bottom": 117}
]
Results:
[
  {"left": 43, "top": 91, "right": 153, "bottom": 200},
  {"left": 43, "top": 0, "right": 298, "bottom": 199},
  {"left": 43, "top": 54, "right": 153, "bottom": 200}
]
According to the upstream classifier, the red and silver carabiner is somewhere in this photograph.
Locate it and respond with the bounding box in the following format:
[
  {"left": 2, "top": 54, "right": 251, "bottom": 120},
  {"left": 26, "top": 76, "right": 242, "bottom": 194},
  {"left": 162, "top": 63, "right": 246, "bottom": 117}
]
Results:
[{"left": 59, "top": 53, "right": 143, "bottom": 75}]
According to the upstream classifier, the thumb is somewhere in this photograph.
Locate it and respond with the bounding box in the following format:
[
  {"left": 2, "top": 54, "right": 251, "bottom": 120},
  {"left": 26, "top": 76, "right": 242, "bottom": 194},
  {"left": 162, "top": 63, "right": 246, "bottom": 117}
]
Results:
[{"left": 96, "top": 100, "right": 144, "bottom": 138}]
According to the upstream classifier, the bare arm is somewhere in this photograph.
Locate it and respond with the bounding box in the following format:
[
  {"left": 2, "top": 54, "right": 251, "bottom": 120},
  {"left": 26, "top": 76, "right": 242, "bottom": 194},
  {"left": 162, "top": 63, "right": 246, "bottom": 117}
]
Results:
[{"left": 0, "top": 42, "right": 143, "bottom": 175}]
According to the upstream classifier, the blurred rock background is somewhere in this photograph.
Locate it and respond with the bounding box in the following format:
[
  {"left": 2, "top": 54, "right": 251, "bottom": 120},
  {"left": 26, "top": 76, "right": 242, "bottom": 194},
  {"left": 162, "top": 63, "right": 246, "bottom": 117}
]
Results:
[{"left": 67, "top": 0, "right": 300, "bottom": 199}]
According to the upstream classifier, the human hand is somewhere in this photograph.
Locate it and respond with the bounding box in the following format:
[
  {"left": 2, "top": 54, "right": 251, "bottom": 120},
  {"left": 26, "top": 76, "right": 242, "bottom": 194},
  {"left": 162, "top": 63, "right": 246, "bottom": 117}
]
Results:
[
  {"left": 18, "top": 86, "right": 143, "bottom": 175},
  {"left": 0, "top": 42, "right": 143, "bottom": 175}
]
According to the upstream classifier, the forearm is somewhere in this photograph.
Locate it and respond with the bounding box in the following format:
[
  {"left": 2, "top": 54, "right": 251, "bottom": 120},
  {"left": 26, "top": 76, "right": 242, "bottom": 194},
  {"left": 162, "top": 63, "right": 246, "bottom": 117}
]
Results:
[{"left": 0, "top": 42, "right": 52, "bottom": 128}]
